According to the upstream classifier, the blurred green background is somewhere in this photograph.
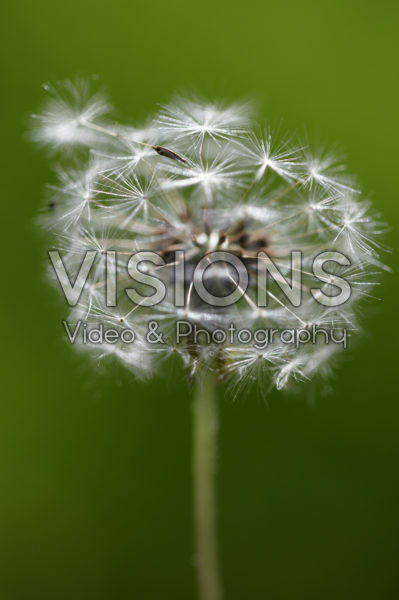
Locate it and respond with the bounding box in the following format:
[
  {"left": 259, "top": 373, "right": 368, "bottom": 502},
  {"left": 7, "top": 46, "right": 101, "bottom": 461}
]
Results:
[{"left": 1, "top": 1, "right": 398, "bottom": 598}]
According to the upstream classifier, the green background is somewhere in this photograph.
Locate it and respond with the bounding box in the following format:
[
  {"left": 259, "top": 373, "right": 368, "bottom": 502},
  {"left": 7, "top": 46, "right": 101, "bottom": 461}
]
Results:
[{"left": 1, "top": 1, "right": 398, "bottom": 598}]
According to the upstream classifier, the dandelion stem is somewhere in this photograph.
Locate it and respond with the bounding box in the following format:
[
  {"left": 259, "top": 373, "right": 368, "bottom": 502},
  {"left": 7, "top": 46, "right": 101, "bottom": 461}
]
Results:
[{"left": 193, "top": 370, "right": 223, "bottom": 600}]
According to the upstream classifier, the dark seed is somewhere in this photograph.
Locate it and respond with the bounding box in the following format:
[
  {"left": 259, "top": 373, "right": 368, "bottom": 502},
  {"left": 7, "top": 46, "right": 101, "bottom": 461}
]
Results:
[
  {"left": 152, "top": 145, "right": 187, "bottom": 163},
  {"left": 238, "top": 233, "right": 250, "bottom": 246},
  {"left": 245, "top": 237, "right": 268, "bottom": 250}
]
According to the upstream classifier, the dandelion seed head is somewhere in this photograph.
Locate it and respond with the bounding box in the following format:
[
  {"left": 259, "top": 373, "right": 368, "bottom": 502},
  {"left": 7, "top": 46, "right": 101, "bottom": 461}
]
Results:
[{"left": 34, "top": 82, "right": 386, "bottom": 395}]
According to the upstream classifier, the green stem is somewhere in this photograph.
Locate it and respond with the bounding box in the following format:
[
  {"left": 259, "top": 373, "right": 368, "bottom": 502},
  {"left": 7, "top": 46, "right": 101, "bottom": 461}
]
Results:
[{"left": 193, "top": 371, "right": 223, "bottom": 600}]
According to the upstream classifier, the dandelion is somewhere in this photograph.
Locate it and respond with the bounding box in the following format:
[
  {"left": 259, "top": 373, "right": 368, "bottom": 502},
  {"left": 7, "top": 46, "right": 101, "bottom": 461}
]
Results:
[{"left": 34, "top": 81, "right": 386, "bottom": 600}]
